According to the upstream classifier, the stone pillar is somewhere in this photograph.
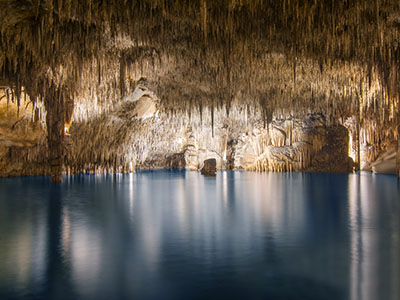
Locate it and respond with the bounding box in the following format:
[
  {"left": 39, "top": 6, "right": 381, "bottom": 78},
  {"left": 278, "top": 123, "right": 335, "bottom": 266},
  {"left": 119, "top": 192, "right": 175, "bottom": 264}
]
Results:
[
  {"left": 351, "top": 125, "right": 361, "bottom": 171},
  {"left": 44, "top": 85, "right": 67, "bottom": 184},
  {"left": 347, "top": 117, "right": 360, "bottom": 171}
]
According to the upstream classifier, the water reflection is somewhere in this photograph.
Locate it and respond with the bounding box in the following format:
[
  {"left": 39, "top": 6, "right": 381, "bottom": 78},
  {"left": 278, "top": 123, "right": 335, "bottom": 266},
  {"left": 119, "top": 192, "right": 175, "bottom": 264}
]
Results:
[
  {"left": 0, "top": 178, "right": 48, "bottom": 298},
  {"left": 128, "top": 173, "right": 134, "bottom": 218},
  {"left": 0, "top": 171, "right": 399, "bottom": 299},
  {"left": 348, "top": 173, "right": 400, "bottom": 300}
]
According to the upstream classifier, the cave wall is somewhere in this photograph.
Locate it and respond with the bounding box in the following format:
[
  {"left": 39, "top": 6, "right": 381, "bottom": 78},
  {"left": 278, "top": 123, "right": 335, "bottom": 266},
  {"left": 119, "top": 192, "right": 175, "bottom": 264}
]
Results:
[
  {"left": 0, "top": 86, "right": 355, "bottom": 176},
  {"left": 1, "top": 1, "right": 400, "bottom": 180},
  {"left": 1, "top": 79, "right": 397, "bottom": 178},
  {"left": 66, "top": 87, "right": 356, "bottom": 174},
  {"left": 0, "top": 90, "right": 47, "bottom": 177}
]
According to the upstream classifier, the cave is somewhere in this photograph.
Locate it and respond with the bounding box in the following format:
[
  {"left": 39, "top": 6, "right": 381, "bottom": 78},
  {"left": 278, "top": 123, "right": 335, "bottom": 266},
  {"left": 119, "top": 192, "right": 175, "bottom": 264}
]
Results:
[{"left": 0, "top": 1, "right": 399, "bottom": 299}]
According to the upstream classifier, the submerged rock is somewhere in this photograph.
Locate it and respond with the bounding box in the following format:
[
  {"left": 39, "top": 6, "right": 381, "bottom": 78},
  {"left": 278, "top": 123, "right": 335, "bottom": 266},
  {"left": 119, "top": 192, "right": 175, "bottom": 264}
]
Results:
[{"left": 200, "top": 159, "right": 217, "bottom": 177}]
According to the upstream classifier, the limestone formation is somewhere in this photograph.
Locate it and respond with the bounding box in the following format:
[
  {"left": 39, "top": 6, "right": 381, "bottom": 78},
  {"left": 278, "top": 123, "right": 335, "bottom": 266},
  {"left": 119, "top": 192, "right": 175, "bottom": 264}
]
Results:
[
  {"left": 0, "top": 91, "right": 360, "bottom": 176},
  {"left": 0, "top": 1, "right": 399, "bottom": 180},
  {"left": 200, "top": 159, "right": 217, "bottom": 177},
  {"left": 306, "top": 125, "right": 354, "bottom": 173},
  {"left": 368, "top": 146, "right": 397, "bottom": 175},
  {"left": 0, "top": 93, "right": 48, "bottom": 178}
]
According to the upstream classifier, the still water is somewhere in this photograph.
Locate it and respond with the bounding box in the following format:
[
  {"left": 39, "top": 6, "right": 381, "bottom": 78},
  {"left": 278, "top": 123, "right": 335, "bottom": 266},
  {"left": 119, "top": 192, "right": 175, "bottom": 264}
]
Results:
[{"left": 0, "top": 170, "right": 399, "bottom": 300}]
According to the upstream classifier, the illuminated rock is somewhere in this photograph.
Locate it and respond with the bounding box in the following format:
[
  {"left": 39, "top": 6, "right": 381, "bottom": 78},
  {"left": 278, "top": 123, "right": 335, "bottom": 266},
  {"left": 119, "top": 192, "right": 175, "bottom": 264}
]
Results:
[
  {"left": 0, "top": 1, "right": 399, "bottom": 181},
  {"left": 364, "top": 145, "right": 397, "bottom": 175},
  {"left": 233, "top": 114, "right": 353, "bottom": 173}
]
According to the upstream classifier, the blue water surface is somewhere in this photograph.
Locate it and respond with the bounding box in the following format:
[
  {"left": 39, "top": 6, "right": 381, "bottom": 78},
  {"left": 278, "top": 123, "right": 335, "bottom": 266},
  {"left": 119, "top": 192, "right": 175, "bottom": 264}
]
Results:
[{"left": 0, "top": 170, "right": 399, "bottom": 300}]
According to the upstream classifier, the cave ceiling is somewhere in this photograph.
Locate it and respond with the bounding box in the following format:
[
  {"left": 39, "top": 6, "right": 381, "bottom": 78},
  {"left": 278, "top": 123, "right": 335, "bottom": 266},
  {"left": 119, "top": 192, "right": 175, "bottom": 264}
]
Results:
[{"left": 0, "top": 0, "right": 399, "bottom": 119}]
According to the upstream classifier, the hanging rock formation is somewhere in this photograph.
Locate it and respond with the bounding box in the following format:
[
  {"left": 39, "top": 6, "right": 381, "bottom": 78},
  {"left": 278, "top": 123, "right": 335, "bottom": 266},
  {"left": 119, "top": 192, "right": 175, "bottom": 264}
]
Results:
[
  {"left": 0, "top": 1, "right": 399, "bottom": 180},
  {"left": 0, "top": 86, "right": 356, "bottom": 175},
  {"left": 0, "top": 91, "right": 47, "bottom": 177}
]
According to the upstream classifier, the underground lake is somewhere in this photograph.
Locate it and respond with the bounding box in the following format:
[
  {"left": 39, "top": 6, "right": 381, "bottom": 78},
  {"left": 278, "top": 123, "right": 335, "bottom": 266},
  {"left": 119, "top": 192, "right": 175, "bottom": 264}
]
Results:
[{"left": 0, "top": 170, "right": 399, "bottom": 300}]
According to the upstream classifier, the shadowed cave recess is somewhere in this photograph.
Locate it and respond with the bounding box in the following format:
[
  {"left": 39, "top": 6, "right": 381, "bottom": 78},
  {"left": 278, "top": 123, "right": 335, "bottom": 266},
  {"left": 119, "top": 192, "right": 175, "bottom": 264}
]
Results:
[{"left": 0, "top": 0, "right": 399, "bottom": 183}]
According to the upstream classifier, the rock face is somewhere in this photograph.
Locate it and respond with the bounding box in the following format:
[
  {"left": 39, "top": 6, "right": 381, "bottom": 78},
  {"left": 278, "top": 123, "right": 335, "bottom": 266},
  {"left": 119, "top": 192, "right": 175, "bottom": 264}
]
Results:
[
  {"left": 13, "top": 84, "right": 400, "bottom": 177},
  {"left": 231, "top": 115, "right": 354, "bottom": 173},
  {"left": 363, "top": 145, "right": 397, "bottom": 175},
  {"left": 0, "top": 96, "right": 47, "bottom": 177},
  {"left": 0, "top": 87, "right": 359, "bottom": 176},
  {"left": 1, "top": 1, "right": 400, "bottom": 182},
  {"left": 306, "top": 125, "right": 354, "bottom": 173},
  {"left": 200, "top": 159, "right": 217, "bottom": 176}
]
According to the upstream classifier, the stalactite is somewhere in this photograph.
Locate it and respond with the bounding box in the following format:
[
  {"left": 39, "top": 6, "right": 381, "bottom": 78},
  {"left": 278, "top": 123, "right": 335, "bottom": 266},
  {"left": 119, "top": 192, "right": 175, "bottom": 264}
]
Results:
[
  {"left": 201, "top": 0, "right": 208, "bottom": 48},
  {"left": 293, "top": 59, "right": 296, "bottom": 85},
  {"left": 0, "top": 0, "right": 399, "bottom": 177},
  {"left": 5, "top": 88, "right": 10, "bottom": 110},
  {"left": 120, "top": 55, "right": 126, "bottom": 99},
  {"left": 199, "top": 103, "right": 203, "bottom": 127},
  {"left": 211, "top": 100, "right": 214, "bottom": 137}
]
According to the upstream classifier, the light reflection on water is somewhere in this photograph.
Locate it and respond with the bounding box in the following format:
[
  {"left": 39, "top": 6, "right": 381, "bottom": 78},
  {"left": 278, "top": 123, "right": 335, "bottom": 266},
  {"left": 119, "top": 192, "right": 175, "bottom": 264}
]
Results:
[
  {"left": 0, "top": 171, "right": 399, "bottom": 299},
  {"left": 348, "top": 173, "right": 400, "bottom": 300}
]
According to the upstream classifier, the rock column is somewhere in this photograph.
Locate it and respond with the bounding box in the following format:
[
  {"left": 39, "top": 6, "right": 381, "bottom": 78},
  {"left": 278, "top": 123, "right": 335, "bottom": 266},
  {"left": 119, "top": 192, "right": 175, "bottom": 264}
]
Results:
[
  {"left": 44, "top": 85, "right": 69, "bottom": 183},
  {"left": 349, "top": 124, "right": 360, "bottom": 171}
]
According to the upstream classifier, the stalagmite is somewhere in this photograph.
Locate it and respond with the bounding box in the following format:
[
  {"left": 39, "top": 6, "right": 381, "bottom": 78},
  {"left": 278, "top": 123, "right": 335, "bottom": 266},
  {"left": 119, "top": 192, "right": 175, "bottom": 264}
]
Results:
[
  {"left": 0, "top": 0, "right": 398, "bottom": 179},
  {"left": 355, "top": 125, "right": 361, "bottom": 171}
]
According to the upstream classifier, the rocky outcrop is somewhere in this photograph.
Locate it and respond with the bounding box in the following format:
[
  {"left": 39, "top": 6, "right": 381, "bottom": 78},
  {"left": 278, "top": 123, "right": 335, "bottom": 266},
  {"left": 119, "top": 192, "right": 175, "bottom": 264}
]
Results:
[
  {"left": 363, "top": 145, "right": 397, "bottom": 175},
  {"left": 0, "top": 89, "right": 357, "bottom": 176},
  {"left": 231, "top": 114, "right": 353, "bottom": 173},
  {"left": 0, "top": 84, "right": 375, "bottom": 177},
  {"left": 306, "top": 125, "right": 354, "bottom": 173},
  {"left": 200, "top": 159, "right": 217, "bottom": 177},
  {"left": 2, "top": 1, "right": 400, "bottom": 182},
  {"left": 373, "top": 151, "right": 397, "bottom": 174},
  {"left": 0, "top": 97, "right": 47, "bottom": 177},
  {"left": 183, "top": 132, "right": 198, "bottom": 170}
]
